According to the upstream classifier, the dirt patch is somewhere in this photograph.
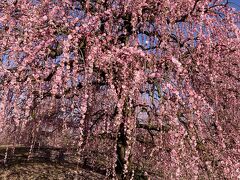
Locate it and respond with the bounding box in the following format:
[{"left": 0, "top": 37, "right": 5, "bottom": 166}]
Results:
[{"left": 0, "top": 162, "right": 106, "bottom": 180}]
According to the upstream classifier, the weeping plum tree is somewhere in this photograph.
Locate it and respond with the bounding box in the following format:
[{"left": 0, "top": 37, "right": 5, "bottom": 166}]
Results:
[{"left": 0, "top": 0, "right": 239, "bottom": 179}]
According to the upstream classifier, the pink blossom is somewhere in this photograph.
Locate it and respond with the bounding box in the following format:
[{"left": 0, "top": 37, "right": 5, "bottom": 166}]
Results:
[{"left": 0, "top": 0, "right": 239, "bottom": 179}]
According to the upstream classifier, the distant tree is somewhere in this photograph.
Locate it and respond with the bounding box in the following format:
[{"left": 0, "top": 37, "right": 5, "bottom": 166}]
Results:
[{"left": 0, "top": 0, "right": 239, "bottom": 179}]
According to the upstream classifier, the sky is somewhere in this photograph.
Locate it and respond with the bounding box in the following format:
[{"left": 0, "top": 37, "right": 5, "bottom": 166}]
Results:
[{"left": 229, "top": 0, "right": 240, "bottom": 10}]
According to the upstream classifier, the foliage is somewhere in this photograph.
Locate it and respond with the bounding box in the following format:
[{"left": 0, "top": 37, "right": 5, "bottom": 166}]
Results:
[{"left": 0, "top": 0, "right": 239, "bottom": 179}]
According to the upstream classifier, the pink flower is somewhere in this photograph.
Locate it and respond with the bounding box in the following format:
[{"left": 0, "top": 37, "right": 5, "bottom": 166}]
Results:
[
  {"left": 42, "top": 15, "right": 48, "bottom": 21},
  {"left": 68, "top": 34, "right": 73, "bottom": 40}
]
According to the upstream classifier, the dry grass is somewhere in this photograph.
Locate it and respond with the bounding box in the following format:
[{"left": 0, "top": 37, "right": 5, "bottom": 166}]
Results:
[{"left": 0, "top": 162, "right": 106, "bottom": 180}]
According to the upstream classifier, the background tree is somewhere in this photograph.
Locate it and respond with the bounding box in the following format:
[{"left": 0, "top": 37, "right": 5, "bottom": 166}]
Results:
[{"left": 0, "top": 0, "right": 239, "bottom": 179}]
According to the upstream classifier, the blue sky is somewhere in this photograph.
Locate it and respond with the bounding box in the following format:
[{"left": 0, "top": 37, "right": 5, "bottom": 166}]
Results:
[{"left": 229, "top": 0, "right": 240, "bottom": 10}]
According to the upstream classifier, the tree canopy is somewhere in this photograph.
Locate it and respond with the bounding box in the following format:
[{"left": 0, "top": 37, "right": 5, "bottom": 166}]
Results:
[{"left": 0, "top": 0, "right": 239, "bottom": 179}]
